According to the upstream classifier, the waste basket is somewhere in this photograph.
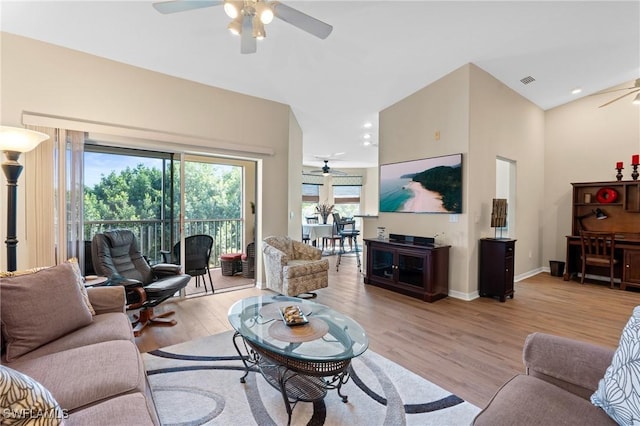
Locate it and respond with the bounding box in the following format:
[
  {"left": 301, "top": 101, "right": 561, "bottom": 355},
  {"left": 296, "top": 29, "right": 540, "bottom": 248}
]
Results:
[{"left": 549, "top": 260, "right": 565, "bottom": 277}]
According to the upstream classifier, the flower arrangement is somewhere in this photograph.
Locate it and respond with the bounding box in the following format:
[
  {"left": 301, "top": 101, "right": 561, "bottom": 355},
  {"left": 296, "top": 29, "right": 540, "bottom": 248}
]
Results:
[{"left": 315, "top": 203, "right": 334, "bottom": 224}]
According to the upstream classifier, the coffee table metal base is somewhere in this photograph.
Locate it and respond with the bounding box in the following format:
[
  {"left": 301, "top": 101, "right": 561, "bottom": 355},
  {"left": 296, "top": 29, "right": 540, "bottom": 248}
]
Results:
[{"left": 232, "top": 332, "right": 351, "bottom": 425}]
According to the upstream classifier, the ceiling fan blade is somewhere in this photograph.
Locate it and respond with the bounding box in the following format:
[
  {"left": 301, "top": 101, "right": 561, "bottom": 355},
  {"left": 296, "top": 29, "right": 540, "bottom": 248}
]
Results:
[
  {"left": 599, "top": 88, "right": 640, "bottom": 108},
  {"left": 240, "top": 15, "right": 257, "bottom": 54},
  {"left": 152, "top": 0, "right": 222, "bottom": 14},
  {"left": 272, "top": 2, "right": 333, "bottom": 39},
  {"left": 590, "top": 78, "right": 640, "bottom": 96},
  {"left": 589, "top": 86, "right": 637, "bottom": 96}
]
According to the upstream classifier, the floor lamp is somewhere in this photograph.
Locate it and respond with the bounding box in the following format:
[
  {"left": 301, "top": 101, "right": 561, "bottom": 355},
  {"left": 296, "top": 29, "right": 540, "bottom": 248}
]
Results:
[{"left": 0, "top": 126, "right": 50, "bottom": 272}]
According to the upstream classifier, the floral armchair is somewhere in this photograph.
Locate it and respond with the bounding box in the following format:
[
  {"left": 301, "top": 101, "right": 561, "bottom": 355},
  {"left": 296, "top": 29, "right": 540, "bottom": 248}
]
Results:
[{"left": 262, "top": 236, "right": 329, "bottom": 297}]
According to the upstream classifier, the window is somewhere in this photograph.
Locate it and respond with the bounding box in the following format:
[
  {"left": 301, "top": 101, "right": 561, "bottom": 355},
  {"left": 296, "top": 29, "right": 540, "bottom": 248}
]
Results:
[
  {"left": 302, "top": 183, "right": 320, "bottom": 218},
  {"left": 333, "top": 185, "right": 361, "bottom": 218}
]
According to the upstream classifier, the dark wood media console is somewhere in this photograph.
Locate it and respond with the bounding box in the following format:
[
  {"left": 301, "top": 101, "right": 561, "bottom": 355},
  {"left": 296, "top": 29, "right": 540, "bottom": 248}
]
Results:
[{"left": 364, "top": 237, "right": 450, "bottom": 302}]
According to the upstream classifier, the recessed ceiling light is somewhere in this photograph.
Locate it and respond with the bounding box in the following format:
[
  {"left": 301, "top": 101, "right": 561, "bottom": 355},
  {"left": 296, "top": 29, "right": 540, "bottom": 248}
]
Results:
[
  {"left": 571, "top": 88, "right": 582, "bottom": 95},
  {"left": 363, "top": 122, "right": 373, "bottom": 129},
  {"left": 363, "top": 134, "right": 371, "bottom": 139},
  {"left": 363, "top": 141, "right": 371, "bottom": 146}
]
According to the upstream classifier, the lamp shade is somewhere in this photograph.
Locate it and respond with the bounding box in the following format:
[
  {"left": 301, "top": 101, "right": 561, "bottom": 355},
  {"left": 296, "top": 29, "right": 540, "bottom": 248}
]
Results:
[{"left": 0, "top": 126, "right": 49, "bottom": 153}]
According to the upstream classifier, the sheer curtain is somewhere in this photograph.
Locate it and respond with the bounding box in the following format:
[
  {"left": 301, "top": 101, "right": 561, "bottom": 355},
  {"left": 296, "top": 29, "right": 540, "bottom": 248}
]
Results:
[
  {"left": 65, "top": 131, "right": 85, "bottom": 266},
  {"left": 24, "top": 125, "right": 57, "bottom": 267},
  {"left": 25, "top": 126, "right": 85, "bottom": 268}
]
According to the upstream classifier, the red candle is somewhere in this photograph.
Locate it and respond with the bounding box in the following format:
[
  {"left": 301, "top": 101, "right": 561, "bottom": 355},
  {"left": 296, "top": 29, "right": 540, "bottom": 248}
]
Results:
[
  {"left": 617, "top": 162, "right": 623, "bottom": 169},
  {"left": 633, "top": 154, "right": 639, "bottom": 165}
]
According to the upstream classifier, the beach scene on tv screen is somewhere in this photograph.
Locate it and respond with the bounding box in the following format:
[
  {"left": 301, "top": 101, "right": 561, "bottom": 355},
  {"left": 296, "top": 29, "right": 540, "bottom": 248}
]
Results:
[{"left": 379, "top": 154, "right": 462, "bottom": 213}]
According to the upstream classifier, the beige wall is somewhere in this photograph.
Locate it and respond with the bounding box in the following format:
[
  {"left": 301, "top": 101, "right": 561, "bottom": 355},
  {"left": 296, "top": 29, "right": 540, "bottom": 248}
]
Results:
[
  {"left": 0, "top": 32, "right": 295, "bottom": 272},
  {"left": 377, "top": 64, "right": 545, "bottom": 299},
  {"left": 468, "top": 64, "right": 546, "bottom": 293},
  {"left": 287, "top": 110, "right": 303, "bottom": 239},
  {"left": 378, "top": 65, "right": 472, "bottom": 297},
  {"left": 543, "top": 80, "right": 640, "bottom": 266}
]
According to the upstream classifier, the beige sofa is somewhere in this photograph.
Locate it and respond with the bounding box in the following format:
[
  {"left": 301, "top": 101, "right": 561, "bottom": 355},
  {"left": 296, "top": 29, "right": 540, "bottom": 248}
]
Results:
[
  {"left": 473, "top": 332, "right": 616, "bottom": 425},
  {"left": 1, "top": 262, "right": 159, "bottom": 425}
]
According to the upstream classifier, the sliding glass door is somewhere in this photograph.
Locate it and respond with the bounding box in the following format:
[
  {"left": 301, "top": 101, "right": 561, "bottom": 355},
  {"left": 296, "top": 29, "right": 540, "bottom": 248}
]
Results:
[{"left": 78, "top": 145, "right": 251, "bottom": 278}]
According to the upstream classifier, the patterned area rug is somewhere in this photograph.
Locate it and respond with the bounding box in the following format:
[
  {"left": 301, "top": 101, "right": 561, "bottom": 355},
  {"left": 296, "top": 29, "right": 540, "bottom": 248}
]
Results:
[{"left": 143, "top": 331, "right": 480, "bottom": 425}]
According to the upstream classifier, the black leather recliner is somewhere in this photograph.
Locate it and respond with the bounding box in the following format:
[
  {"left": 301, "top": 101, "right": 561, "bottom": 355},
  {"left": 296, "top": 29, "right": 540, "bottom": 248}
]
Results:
[{"left": 92, "top": 229, "right": 190, "bottom": 337}]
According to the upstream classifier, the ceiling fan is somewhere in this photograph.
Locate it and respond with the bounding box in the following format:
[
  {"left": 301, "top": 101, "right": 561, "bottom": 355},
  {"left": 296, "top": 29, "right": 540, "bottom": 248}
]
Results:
[
  {"left": 152, "top": 0, "right": 333, "bottom": 54},
  {"left": 593, "top": 78, "right": 640, "bottom": 108},
  {"left": 308, "top": 160, "right": 347, "bottom": 176}
]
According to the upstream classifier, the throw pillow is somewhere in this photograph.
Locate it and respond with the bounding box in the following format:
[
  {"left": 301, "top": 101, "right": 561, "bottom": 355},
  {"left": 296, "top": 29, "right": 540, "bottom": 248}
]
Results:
[
  {"left": 66, "top": 258, "right": 96, "bottom": 315},
  {"left": 0, "top": 365, "right": 65, "bottom": 425},
  {"left": 0, "top": 260, "right": 96, "bottom": 316},
  {"left": 0, "top": 266, "right": 49, "bottom": 277},
  {"left": 0, "top": 262, "right": 93, "bottom": 362},
  {"left": 591, "top": 305, "right": 640, "bottom": 424}
]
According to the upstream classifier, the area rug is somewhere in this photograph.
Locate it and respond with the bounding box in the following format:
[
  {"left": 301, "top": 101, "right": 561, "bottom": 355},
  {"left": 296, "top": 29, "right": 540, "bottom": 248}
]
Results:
[{"left": 143, "top": 331, "right": 480, "bottom": 426}]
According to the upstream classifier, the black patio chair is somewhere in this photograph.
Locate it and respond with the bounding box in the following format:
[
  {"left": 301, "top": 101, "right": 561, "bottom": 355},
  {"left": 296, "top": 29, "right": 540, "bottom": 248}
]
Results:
[{"left": 162, "top": 234, "right": 215, "bottom": 293}]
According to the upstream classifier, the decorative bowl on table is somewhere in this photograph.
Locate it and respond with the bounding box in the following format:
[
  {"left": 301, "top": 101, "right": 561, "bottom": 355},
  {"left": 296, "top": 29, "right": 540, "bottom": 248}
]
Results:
[{"left": 279, "top": 305, "right": 309, "bottom": 326}]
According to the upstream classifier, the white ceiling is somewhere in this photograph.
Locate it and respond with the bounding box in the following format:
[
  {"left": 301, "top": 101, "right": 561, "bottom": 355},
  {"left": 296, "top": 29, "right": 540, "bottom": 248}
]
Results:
[{"left": 2, "top": 1, "right": 639, "bottom": 169}]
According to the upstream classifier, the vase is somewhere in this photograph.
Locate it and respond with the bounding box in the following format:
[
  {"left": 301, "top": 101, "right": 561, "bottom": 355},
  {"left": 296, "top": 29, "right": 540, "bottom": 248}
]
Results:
[{"left": 322, "top": 215, "right": 328, "bottom": 224}]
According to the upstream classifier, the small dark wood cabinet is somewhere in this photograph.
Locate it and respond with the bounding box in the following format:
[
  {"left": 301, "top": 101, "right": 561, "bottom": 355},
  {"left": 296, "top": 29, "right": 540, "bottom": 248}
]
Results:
[
  {"left": 364, "top": 238, "right": 450, "bottom": 302},
  {"left": 623, "top": 248, "right": 640, "bottom": 290},
  {"left": 479, "top": 238, "right": 516, "bottom": 302}
]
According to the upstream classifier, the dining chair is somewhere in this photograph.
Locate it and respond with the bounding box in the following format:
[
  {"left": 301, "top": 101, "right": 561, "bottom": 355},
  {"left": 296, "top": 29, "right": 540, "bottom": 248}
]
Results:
[
  {"left": 332, "top": 212, "right": 361, "bottom": 272},
  {"left": 303, "top": 216, "right": 320, "bottom": 245},
  {"left": 579, "top": 231, "right": 618, "bottom": 288}
]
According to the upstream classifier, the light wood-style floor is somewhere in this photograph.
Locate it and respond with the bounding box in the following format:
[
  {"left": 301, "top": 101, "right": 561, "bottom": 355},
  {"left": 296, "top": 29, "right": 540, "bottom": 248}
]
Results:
[{"left": 135, "top": 255, "right": 640, "bottom": 409}]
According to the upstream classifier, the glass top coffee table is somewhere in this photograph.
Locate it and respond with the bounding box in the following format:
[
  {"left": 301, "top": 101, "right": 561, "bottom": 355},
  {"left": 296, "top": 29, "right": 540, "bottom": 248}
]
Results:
[{"left": 228, "top": 295, "right": 368, "bottom": 425}]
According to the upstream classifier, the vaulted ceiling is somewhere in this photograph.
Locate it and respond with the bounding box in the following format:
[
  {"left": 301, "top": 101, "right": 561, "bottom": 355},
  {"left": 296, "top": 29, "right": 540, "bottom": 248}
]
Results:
[{"left": 2, "top": 1, "right": 639, "bottom": 168}]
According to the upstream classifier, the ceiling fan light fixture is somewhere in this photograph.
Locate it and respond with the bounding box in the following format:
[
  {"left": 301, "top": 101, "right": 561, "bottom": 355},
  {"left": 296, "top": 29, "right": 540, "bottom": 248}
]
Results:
[
  {"left": 322, "top": 160, "right": 331, "bottom": 176},
  {"left": 257, "top": 2, "right": 274, "bottom": 24},
  {"left": 228, "top": 15, "right": 243, "bottom": 35},
  {"left": 252, "top": 16, "right": 266, "bottom": 39},
  {"left": 223, "top": 0, "right": 242, "bottom": 19},
  {"left": 633, "top": 93, "right": 640, "bottom": 105}
]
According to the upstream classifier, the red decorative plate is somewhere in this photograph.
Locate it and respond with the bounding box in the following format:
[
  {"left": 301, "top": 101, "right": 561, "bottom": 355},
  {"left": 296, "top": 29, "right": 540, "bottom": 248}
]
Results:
[{"left": 595, "top": 187, "right": 618, "bottom": 203}]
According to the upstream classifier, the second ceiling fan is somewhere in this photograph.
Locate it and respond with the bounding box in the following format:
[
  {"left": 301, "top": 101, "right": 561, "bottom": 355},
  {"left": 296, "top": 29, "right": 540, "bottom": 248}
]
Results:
[
  {"left": 308, "top": 160, "right": 347, "bottom": 176},
  {"left": 153, "top": 0, "right": 333, "bottom": 54}
]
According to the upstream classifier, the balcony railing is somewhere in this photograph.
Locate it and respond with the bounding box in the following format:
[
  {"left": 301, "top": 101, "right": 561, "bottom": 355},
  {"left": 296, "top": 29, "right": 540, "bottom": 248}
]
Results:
[{"left": 84, "top": 219, "right": 244, "bottom": 267}]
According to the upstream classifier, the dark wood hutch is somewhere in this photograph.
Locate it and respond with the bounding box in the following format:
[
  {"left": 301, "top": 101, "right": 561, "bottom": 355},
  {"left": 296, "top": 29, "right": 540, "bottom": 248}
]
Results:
[{"left": 565, "top": 180, "right": 640, "bottom": 289}]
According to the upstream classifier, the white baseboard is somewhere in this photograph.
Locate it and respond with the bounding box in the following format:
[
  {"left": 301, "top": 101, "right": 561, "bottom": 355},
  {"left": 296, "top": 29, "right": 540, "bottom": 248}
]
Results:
[
  {"left": 449, "top": 289, "right": 479, "bottom": 301},
  {"left": 515, "top": 267, "right": 545, "bottom": 282}
]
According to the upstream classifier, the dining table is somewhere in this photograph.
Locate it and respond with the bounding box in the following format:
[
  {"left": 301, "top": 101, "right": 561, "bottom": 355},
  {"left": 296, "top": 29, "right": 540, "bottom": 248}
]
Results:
[{"left": 302, "top": 223, "right": 334, "bottom": 248}]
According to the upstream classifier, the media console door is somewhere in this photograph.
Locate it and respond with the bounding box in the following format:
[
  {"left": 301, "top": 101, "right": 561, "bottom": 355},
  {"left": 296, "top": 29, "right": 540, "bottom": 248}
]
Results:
[{"left": 363, "top": 239, "right": 450, "bottom": 302}]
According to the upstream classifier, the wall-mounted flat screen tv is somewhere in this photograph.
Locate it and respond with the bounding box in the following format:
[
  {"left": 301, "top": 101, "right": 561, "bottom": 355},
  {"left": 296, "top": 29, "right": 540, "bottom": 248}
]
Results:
[{"left": 379, "top": 153, "right": 462, "bottom": 213}]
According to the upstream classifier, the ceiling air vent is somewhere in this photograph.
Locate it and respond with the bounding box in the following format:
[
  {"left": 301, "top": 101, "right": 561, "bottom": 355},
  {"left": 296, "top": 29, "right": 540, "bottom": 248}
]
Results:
[{"left": 520, "top": 76, "right": 536, "bottom": 85}]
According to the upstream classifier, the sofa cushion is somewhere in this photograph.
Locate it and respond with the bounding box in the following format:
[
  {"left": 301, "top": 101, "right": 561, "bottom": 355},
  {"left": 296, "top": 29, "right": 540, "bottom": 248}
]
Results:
[
  {"left": 6, "top": 313, "right": 133, "bottom": 362},
  {"left": 0, "top": 263, "right": 93, "bottom": 362},
  {"left": 591, "top": 305, "right": 640, "bottom": 424},
  {"left": 474, "top": 374, "right": 615, "bottom": 426},
  {"left": 65, "top": 393, "right": 156, "bottom": 426},
  {"left": 0, "top": 365, "right": 65, "bottom": 425},
  {"left": 285, "top": 259, "right": 329, "bottom": 278},
  {"left": 9, "top": 340, "right": 146, "bottom": 412}
]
